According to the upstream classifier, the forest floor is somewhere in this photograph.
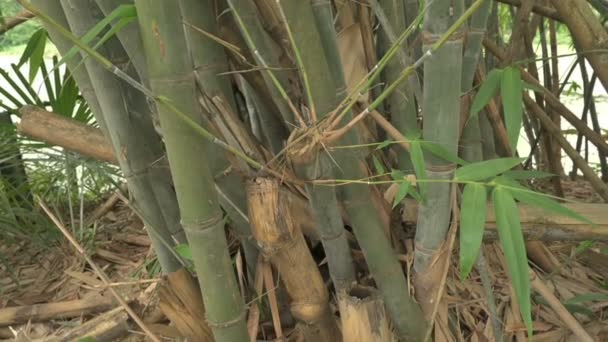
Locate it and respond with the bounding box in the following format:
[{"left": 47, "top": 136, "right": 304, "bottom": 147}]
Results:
[{"left": 1, "top": 178, "right": 608, "bottom": 341}]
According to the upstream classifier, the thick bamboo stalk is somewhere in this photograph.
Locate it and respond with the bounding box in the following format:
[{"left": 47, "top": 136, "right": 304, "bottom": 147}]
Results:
[
  {"left": 95, "top": 0, "right": 149, "bottom": 85},
  {"left": 460, "top": 0, "right": 491, "bottom": 163},
  {"left": 414, "top": 0, "right": 465, "bottom": 316},
  {"left": 403, "top": 198, "right": 608, "bottom": 241},
  {"left": 377, "top": 0, "right": 417, "bottom": 170},
  {"left": 306, "top": 1, "right": 427, "bottom": 339},
  {"left": 59, "top": 0, "right": 185, "bottom": 273},
  {"left": 178, "top": 0, "right": 260, "bottom": 282},
  {"left": 246, "top": 178, "right": 341, "bottom": 342},
  {"left": 135, "top": 2, "right": 249, "bottom": 340},
  {"left": 337, "top": 286, "right": 395, "bottom": 342},
  {"left": 17, "top": 106, "right": 117, "bottom": 164},
  {"left": 549, "top": 0, "right": 608, "bottom": 92}
]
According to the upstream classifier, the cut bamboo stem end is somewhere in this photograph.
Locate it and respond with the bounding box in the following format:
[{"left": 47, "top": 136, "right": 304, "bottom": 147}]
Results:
[
  {"left": 17, "top": 106, "right": 118, "bottom": 164},
  {"left": 246, "top": 177, "right": 341, "bottom": 342},
  {"left": 338, "top": 285, "right": 396, "bottom": 342}
]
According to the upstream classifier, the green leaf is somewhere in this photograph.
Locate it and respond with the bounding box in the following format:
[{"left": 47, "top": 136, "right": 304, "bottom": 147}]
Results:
[
  {"left": 420, "top": 141, "right": 469, "bottom": 165},
  {"left": 523, "top": 81, "right": 543, "bottom": 93},
  {"left": 409, "top": 140, "right": 426, "bottom": 197},
  {"left": 78, "top": 337, "right": 95, "bottom": 342},
  {"left": 393, "top": 181, "right": 411, "bottom": 209},
  {"left": 493, "top": 187, "right": 532, "bottom": 336},
  {"left": 497, "top": 177, "right": 594, "bottom": 225},
  {"left": 18, "top": 28, "right": 46, "bottom": 67},
  {"left": 459, "top": 183, "right": 487, "bottom": 279},
  {"left": 455, "top": 157, "right": 522, "bottom": 182},
  {"left": 500, "top": 67, "right": 524, "bottom": 151},
  {"left": 372, "top": 155, "right": 385, "bottom": 175},
  {"left": 58, "top": 4, "right": 137, "bottom": 67},
  {"left": 376, "top": 139, "right": 393, "bottom": 150},
  {"left": 469, "top": 68, "right": 503, "bottom": 119},
  {"left": 564, "top": 293, "right": 608, "bottom": 305},
  {"left": 175, "top": 243, "right": 193, "bottom": 261},
  {"left": 28, "top": 30, "right": 47, "bottom": 82},
  {"left": 502, "top": 170, "right": 554, "bottom": 180},
  {"left": 390, "top": 169, "right": 406, "bottom": 181}
]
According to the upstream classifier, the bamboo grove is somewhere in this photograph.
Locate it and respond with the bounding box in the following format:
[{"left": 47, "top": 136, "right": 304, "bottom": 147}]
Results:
[{"left": 8, "top": 0, "right": 608, "bottom": 340}]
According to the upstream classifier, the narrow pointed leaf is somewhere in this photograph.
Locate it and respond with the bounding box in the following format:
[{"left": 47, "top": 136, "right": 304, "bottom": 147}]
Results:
[
  {"left": 421, "top": 141, "right": 469, "bottom": 165},
  {"left": 28, "top": 30, "right": 47, "bottom": 82},
  {"left": 455, "top": 157, "right": 522, "bottom": 181},
  {"left": 469, "top": 68, "right": 503, "bottom": 119},
  {"left": 17, "top": 28, "right": 46, "bottom": 67},
  {"left": 493, "top": 187, "right": 532, "bottom": 336},
  {"left": 372, "top": 155, "right": 385, "bottom": 175},
  {"left": 376, "top": 139, "right": 393, "bottom": 150},
  {"left": 393, "top": 181, "right": 411, "bottom": 209},
  {"left": 509, "top": 187, "right": 593, "bottom": 225},
  {"left": 502, "top": 170, "right": 554, "bottom": 180},
  {"left": 459, "top": 183, "right": 487, "bottom": 279},
  {"left": 500, "top": 67, "right": 524, "bottom": 151},
  {"left": 410, "top": 140, "right": 426, "bottom": 196}
]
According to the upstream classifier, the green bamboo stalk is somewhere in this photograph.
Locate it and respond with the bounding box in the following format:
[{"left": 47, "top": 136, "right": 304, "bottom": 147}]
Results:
[
  {"left": 308, "top": 1, "right": 428, "bottom": 340},
  {"left": 134, "top": 2, "right": 249, "bottom": 341},
  {"left": 225, "top": 0, "right": 296, "bottom": 126},
  {"left": 413, "top": 0, "right": 465, "bottom": 314},
  {"left": 59, "top": 0, "right": 184, "bottom": 273},
  {"left": 377, "top": 0, "right": 417, "bottom": 171},
  {"left": 95, "top": 0, "right": 149, "bottom": 85},
  {"left": 178, "top": 0, "right": 260, "bottom": 277},
  {"left": 460, "top": 0, "right": 492, "bottom": 163}
]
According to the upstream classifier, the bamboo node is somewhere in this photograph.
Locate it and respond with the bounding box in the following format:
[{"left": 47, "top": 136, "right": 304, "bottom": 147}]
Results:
[
  {"left": 181, "top": 214, "right": 224, "bottom": 232},
  {"left": 421, "top": 30, "right": 465, "bottom": 45},
  {"left": 206, "top": 309, "right": 247, "bottom": 329}
]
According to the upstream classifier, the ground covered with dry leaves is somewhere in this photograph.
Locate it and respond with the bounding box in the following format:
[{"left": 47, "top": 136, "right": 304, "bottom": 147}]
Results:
[{"left": 1, "top": 179, "right": 607, "bottom": 341}]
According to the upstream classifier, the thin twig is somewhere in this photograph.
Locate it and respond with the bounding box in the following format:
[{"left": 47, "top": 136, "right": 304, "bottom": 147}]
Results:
[{"left": 37, "top": 197, "right": 162, "bottom": 342}]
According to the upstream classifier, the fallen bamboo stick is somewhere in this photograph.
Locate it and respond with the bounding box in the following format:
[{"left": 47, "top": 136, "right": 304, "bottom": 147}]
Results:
[
  {"left": 402, "top": 199, "right": 608, "bottom": 241},
  {"left": 17, "top": 106, "right": 118, "bottom": 164},
  {"left": 47, "top": 306, "right": 129, "bottom": 342},
  {"left": 0, "top": 294, "right": 115, "bottom": 327}
]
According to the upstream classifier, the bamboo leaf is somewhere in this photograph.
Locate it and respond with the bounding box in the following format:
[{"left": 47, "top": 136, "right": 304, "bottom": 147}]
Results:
[
  {"left": 174, "top": 243, "right": 193, "bottom": 261},
  {"left": 59, "top": 4, "right": 136, "bottom": 67},
  {"left": 409, "top": 140, "right": 426, "bottom": 197},
  {"left": 500, "top": 67, "right": 524, "bottom": 151},
  {"left": 420, "top": 141, "right": 469, "bottom": 165},
  {"left": 372, "top": 155, "right": 385, "bottom": 175},
  {"left": 502, "top": 170, "right": 554, "bottom": 180},
  {"left": 17, "top": 28, "right": 46, "bottom": 67},
  {"left": 393, "top": 181, "right": 411, "bottom": 209},
  {"left": 564, "top": 293, "right": 608, "bottom": 304},
  {"left": 459, "top": 183, "right": 487, "bottom": 279},
  {"left": 469, "top": 68, "right": 503, "bottom": 119},
  {"left": 495, "top": 176, "right": 593, "bottom": 225},
  {"left": 455, "top": 157, "right": 522, "bottom": 182},
  {"left": 493, "top": 187, "right": 532, "bottom": 336},
  {"left": 376, "top": 139, "right": 393, "bottom": 150},
  {"left": 509, "top": 187, "right": 593, "bottom": 225},
  {"left": 28, "top": 30, "right": 47, "bottom": 82}
]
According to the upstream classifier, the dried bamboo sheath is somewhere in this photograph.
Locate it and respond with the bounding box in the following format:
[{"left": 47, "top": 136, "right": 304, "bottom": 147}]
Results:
[{"left": 246, "top": 178, "right": 341, "bottom": 342}]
